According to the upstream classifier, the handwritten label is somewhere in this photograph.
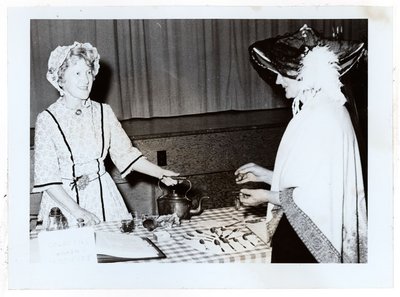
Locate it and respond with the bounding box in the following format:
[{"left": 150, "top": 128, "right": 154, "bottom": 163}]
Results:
[{"left": 38, "top": 227, "right": 97, "bottom": 264}]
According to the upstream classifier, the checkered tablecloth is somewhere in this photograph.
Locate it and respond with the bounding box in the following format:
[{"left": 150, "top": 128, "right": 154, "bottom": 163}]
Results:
[{"left": 31, "top": 207, "right": 271, "bottom": 263}]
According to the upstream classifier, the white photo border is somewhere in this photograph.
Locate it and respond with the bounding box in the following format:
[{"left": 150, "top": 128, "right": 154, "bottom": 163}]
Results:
[{"left": 7, "top": 5, "right": 393, "bottom": 289}]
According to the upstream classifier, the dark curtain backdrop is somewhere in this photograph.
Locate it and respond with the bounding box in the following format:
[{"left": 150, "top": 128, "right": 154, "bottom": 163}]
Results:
[{"left": 30, "top": 19, "right": 367, "bottom": 127}]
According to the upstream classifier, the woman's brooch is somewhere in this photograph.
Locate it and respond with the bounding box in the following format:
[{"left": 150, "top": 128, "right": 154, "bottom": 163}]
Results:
[{"left": 70, "top": 175, "right": 90, "bottom": 191}]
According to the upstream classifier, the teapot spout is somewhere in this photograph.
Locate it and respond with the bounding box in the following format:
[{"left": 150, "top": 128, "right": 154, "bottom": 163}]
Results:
[{"left": 190, "top": 196, "right": 210, "bottom": 216}]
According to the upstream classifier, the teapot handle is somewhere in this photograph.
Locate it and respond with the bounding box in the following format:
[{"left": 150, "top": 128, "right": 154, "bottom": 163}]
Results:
[
  {"left": 157, "top": 177, "right": 192, "bottom": 197},
  {"left": 183, "top": 179, "right": 192, "bottom": 198},
  {"left": 157, "top": 179, "right": 165, "bottom": 195}
]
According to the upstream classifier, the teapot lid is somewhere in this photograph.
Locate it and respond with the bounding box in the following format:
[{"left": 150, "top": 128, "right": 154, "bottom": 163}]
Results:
[
  {"left": 170, "top": 190, "right": 179, "bottom": 197},
  {"left": 160, "top": 189, "right": 190, "bottom": 200},
  {"left": 158, "top": 178, "right": 192, "bottom": 199}
]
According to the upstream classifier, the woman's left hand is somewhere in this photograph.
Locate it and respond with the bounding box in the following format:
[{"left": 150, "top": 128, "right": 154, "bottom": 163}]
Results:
[
  {"left": 235, "top": 163, "right": 273, "bottom": 185},
  {"left": 240, "top": 189, "right": 280, "bottom": 206},
  {"left": 160, "top": 169, "right": 180, "bottom": 186}
]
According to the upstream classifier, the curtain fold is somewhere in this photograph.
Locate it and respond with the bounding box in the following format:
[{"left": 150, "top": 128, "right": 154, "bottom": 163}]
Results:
[{"left": 30, "top": 19, "right": 366, "bottom": 127}]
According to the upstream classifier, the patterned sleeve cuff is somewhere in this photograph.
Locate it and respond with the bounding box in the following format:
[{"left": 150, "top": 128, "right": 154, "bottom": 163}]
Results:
[
  {"left": 32, "top": 181, "right": 63, "bottom": 193},
  {"left": 279, "top": 187, "right": 341, "bottom": 263},
  {"left": 120, "top": 155, "right": 145, "bottom": 178}
]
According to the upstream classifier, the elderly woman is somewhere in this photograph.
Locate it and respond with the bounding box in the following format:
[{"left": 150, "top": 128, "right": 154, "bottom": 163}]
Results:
[
  {"left": 32, "top": 42, "right": 179, "bottom": 227},
  {"left": 235, "top": 25, "right": 367, "bottom": 263}
]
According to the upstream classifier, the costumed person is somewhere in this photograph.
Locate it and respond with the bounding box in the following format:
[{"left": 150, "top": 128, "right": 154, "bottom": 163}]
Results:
[
  {"left": 33, "top": 42, "right": 179, "bottom": 227},
  {"left": 235, "top": 24, "right": 367, "bottom": 263}
]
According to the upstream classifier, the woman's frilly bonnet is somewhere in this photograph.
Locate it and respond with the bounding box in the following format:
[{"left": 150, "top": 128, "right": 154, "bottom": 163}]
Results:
[{"left": 46, "top": 41, "right": 100, "bottom": 94}]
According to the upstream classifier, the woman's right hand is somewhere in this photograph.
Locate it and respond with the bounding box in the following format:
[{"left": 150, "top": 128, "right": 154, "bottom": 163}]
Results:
[
  {"left": 235, "top": 163, "right": 273, "bottom": 185},
  {"left": 46, "top": 186, "right": 102, "bottom": 227},
  {"left": 159, "top": 169, "right": 180, "bottom": 186},
  {"left": 239, "top": 189, "right": 280, "bottom": 206},
  {"left": 74, "top": 207, "right": 101, "bottom": 226}
]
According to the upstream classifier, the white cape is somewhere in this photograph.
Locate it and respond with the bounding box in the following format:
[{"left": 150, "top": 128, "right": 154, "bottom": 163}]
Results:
[{"left": 270, "top": 98, "right": 367, "bottom": 263}]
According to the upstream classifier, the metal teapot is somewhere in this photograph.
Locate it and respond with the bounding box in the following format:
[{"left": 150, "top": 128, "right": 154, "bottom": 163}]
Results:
[{"left": 157, "top": 178, "right": 209, "bottom": 220}]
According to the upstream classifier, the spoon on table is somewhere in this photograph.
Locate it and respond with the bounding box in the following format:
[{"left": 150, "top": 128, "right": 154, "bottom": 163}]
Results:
[
  {"left": 184, "top": 235, "right": 212, "bottom": 242},
  {"left": 220, "top": 226, "right": 232, "bottom": 233},
  {"left": 195, "top": 230, "right": 217, "bottom": 240},
  {"left": 218, "top": 221, "right": 241, "bottom": 233},
  {"left": 224, "top": 228, "right": 239, "bottom": 238},
  {"left": 220, "top": 237, "right": 235, "bottom": 251},
  {"left": 213, "top": 239, "right": 225, "bottom": 252},
  {"left": 199, "top": 239, "right": 209, "bottom": 251},
  {"left": 195, "top": 229, "right": 214, "bottom": 238},
  {"left": 222, "top": 220, "right": 241, "bottom": 228},
  {"left": 232, "top": 237, "right": 247, "bottom": 249},
  {"left": 210, "top": 227, "right": 221, "bottom": 237},
  {"left": 242, "top": 233, "right": 256, "bottom": 246},
  {"left": 186, "top": 232, "right": 213, "bottom": 241}
]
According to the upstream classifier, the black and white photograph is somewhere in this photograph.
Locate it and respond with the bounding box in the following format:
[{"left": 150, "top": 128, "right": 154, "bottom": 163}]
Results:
[{"left": 5, "top": 3, "right": 394, "bottom": 291}]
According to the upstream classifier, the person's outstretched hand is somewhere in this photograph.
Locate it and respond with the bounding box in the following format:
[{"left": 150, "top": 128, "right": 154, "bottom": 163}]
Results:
[
  {"left": 74, "top": 207, "right": 101, "bottom": 226},
  {"left": 239, "top": 189, "right": 280, "bottom": 206},
  {"left": 235, "top": 163, "right": 273, "bottom": 185},
  {"left": 159, "top": 169, "right": 180, "bottom": 186}
]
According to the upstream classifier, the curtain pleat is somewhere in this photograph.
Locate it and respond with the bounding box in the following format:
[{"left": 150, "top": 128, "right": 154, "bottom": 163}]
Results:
[{"left": 30, "top": 19, "right": 366, "bottom": 127}]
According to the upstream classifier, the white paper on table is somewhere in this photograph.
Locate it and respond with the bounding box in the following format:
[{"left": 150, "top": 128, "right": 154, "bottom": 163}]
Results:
[
  {"left": 95, "top": 231, "right": 160, "bottom": 259},
  {"left": 245, "top": 222, "right": 268, "bottom": 244},
  {"left": 38, "top": 227, "right": 97, "bottom": 264}
]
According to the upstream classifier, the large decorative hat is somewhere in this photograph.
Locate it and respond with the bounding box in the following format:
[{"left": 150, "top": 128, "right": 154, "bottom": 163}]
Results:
[
  {"left": 46, "top": 41, "right": 100, "bottom": 94},
  {"left": 249, "top": 24, "right": 366, "bottom": 79}
]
